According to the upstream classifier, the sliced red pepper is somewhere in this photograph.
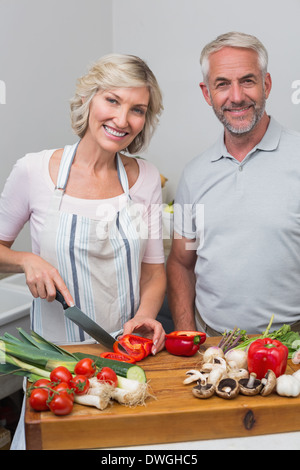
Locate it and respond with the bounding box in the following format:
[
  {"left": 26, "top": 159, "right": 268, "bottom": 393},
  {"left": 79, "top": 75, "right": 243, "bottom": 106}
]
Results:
[
  {"left": 113, "top": 334, "right": 153, "bottom": 361},
  {"left": 247, "top": 338, "right": 289, "bottom": 379},
  {"left": 100, "top": 351, "right": 136, "bottom": 364},
  {"left": 165, "top": 330, "right": 206, "bottom": 357}
]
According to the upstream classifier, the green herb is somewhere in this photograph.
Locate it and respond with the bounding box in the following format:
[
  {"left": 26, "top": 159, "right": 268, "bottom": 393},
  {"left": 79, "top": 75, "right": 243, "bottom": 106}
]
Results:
[{"left": 232, "top": 314, "right": 300, "bottom": 358}]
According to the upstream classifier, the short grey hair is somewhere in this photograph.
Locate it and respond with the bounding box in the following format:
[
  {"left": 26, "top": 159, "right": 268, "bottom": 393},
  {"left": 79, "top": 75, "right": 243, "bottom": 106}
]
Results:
[
  {"left": 70, "top": 54, "right": 163, "bottom": 154},
  {"left": 200, "top": 31, "right": 268, "bottom": 84}
]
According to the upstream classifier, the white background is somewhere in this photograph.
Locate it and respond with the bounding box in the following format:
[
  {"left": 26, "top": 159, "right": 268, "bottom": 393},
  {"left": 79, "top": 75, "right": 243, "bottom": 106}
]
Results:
[{"left": 1, "top": 0, "right": 300, "bottom": 250}]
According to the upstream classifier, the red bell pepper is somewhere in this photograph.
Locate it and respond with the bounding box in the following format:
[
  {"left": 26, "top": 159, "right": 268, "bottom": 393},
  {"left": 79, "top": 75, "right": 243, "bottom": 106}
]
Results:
[
  {"left": 247, "top": 338, "right": 289, "bottom": 379},
  {"left": 100, "top": 351, "right": 136, "bottom": 363},
  {"left": 113, "top": 334, "right": 153, "bottom": 361},
  {"left": 165, "top": 330, "right": 206, "bottom": 357}
]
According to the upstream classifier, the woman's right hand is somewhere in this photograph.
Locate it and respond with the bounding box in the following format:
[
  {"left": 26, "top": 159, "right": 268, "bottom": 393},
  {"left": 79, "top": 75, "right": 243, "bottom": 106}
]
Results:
[
  {"left": 0, "top": 240, "right": 74, "bottom": 306},
  {"left": 22, "top": 252, "right": 74, "bottom": 306}
]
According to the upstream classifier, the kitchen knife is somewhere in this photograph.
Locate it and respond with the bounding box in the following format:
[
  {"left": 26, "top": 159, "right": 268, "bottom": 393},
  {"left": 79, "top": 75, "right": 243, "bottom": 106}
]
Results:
[{"left": 55, "top": 290, "right": 117, "bottom": 350}]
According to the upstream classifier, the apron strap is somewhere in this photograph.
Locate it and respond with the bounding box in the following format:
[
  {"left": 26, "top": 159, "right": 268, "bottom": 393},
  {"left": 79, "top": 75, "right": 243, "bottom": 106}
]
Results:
[
  {"left": 116, "top": 153, "right": 130, "bottom": 197},
  {"left": 56, "top": 141, "right": 80, "bottom": 190}
]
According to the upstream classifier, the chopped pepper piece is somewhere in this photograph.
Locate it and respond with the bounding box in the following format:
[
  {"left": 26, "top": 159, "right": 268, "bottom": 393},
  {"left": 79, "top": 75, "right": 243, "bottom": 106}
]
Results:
[
  {"left": 247, "top": 338, "right": 289, "bottom": 379},
  {"left": 113, "top": 334, "right": 153, "bottom": 361},
  {"left": 100, "top": 351, "right": 136, "bottom": 363},
  {"left": 165, "top": 330, "right": 206, "bottom": 357}
]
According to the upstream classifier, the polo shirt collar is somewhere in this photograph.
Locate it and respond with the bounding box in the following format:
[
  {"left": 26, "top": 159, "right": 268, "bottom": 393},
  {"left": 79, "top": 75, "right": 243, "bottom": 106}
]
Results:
[{"left": 211, "top": 116, "right": 282, "bottom": 162}]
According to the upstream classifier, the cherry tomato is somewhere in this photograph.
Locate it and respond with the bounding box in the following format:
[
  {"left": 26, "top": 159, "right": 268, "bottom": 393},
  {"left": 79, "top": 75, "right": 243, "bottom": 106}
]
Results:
[
  {"left": 29, "top": 388, "right": 50, "bottom": 411},
  {"left": 33, "top": 379, "right": 53, "bottom": 388},
  {"left": 51, "top": 381, "right": 75, "bottom": 402},
  {"left": 50, "top": 366, "right": 73, "bottom": 384},
  {"left": 74, "top": 358, "right": 96, "bottom": 378},
  {"left": 69, "top": 375, "right": 90, "bottom": 395},
  {"left": 96, "top": 367, "right": 118, "bottom": 387},
  {"left": 48, "top": 393, "right": 73, "bottom": 416}
]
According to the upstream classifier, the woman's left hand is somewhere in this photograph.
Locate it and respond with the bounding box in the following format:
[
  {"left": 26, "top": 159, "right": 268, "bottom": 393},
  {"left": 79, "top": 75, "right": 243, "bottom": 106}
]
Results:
[{"left": 122, "top": 316, "right": 165, "bottom": 355}]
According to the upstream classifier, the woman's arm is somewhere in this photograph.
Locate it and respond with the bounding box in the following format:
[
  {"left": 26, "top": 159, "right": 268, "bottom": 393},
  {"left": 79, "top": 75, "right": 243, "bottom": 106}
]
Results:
[
  {"left": 0, "top": 240, "right": 74, "bottom": 306},
  {"left": 122, "top": 262, "right": 166, "bottom": 354}
]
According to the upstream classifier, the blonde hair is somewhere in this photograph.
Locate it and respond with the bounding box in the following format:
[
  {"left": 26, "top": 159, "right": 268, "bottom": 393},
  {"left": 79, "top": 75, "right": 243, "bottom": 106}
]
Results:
[
  {"left": 200, "top": 31, "right": 268, "bottom": 84},
  {"left": 70, "top": 54, "right": 163, "bottom": 154}
]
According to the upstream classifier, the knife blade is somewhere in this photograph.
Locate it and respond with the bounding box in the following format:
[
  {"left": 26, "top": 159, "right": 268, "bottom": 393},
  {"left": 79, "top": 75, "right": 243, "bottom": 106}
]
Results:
[{"left": 55, "top": 290, "right": 116, "bottom": 350}]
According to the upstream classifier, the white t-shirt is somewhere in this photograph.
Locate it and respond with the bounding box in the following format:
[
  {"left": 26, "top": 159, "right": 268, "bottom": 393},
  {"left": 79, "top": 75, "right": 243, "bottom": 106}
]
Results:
[{"left": 0, "top": 149, "right": 165, "bottom": 263}]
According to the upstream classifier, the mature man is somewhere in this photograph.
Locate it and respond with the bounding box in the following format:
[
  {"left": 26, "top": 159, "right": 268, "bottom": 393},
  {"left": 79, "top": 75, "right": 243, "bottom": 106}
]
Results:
[{"left": 167, "top": 31, "right": 300, "bottom": 335}]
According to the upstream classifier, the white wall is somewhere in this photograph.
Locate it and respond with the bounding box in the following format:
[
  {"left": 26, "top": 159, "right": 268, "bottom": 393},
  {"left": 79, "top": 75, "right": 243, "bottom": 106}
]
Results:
[
  {"left": 0, "top": 0, "right": 113, "bottom": 249},
  {"left": 113, "top": 0, "right": 300, "bottom": 199},
  {"left": 1, "top": 0, "right": 300, "bottom": 251}
]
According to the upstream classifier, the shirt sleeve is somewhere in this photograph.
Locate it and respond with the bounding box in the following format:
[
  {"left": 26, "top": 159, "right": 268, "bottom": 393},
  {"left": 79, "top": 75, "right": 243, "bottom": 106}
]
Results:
[
  {"left": 0, "top": 156, "right": 31, "bottom": 241},
  {"left": 131, "top": 159, "right": 165, "bottom": 264}
]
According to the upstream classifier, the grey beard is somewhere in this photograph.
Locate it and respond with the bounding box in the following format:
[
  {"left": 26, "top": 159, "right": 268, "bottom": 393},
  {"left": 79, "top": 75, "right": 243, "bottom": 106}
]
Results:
[{"left": 212, "top": 100, "right": 266, "bottom": 136}]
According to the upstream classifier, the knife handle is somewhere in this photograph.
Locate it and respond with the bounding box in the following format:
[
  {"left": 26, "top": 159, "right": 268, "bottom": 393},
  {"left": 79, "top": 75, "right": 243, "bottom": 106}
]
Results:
[{"left": 55, "top": 289, "right": 69, "bottom": 310}]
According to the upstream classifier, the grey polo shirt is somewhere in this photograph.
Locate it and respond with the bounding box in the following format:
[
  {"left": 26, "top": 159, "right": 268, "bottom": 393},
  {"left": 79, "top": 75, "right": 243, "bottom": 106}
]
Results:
[{"left": 174, "top": 117, "right": 300, "bottom": 334}]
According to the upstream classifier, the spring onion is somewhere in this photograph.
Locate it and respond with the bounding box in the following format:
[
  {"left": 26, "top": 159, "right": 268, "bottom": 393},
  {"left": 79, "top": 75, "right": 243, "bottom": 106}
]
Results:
[{"left": 1, "top": 350, "right": 51, "bottom": 379}]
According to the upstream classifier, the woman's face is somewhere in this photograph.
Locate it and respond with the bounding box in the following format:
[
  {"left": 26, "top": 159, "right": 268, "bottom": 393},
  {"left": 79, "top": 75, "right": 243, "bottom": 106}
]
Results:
[{"left": 85, "top": 86, "right": 150, "bottom": 154}]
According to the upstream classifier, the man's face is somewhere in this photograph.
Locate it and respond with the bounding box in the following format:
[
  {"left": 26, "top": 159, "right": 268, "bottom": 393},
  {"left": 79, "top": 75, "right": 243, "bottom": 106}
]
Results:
[{"left": 200, "top": 47, "right": 272, "bottom": 135}]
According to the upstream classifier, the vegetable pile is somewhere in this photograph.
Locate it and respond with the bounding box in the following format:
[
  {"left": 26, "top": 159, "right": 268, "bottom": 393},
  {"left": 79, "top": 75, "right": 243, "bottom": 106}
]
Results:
[
  {"left": 0, "top": 328, "right": 151, "bottom": 416},
  {"left": 183, "top": 316, "right": 300, "bottom": 400}
]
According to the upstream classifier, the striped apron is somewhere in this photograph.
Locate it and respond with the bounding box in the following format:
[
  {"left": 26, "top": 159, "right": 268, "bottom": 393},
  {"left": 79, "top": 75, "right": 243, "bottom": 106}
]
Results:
[{"left": 30, "top": 142, "right": 148, "bottom": 344}]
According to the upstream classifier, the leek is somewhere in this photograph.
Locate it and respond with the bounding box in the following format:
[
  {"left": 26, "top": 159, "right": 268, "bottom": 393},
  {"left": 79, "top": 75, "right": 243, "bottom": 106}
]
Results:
[
  {"left": 2, "top": 351, "right": 51, "bottom": 379},
  {"left": 29, "top": 330, "right": 78, "bottom": 358},
  {"left": 0, "top": 340, "right": 77, "bottom": 371},
  {"left": 0, "top": 328, "right": 79, "bottom": 384}
]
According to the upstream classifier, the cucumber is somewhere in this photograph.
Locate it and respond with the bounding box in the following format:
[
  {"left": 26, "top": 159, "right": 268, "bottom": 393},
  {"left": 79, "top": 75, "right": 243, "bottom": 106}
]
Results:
[{"left": 73, "top": 352, "right": 146, "bottom": 383}]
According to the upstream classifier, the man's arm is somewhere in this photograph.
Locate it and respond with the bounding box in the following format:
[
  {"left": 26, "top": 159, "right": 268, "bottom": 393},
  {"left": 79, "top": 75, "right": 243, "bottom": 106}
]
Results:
[{"left": 166, "top": 233, "right": 197, "bottom": 330}]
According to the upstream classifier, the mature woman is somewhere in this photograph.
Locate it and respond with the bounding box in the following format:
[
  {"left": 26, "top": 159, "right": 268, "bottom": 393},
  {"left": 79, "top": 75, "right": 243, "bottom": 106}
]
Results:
[{"left": 0, "top": 54, "right": 166, "bottom": 354}]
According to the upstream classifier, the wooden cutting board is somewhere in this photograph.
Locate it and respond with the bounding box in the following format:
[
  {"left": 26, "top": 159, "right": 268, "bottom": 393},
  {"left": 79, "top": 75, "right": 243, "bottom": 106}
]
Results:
[{"left": 25, "top": 337, "right": 300, "bottom": 450}]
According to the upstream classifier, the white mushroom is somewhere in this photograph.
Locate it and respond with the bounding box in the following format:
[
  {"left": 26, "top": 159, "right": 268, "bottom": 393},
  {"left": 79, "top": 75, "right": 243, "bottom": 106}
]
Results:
[
  {"left": 213, "top": 357, "right": 227, "bottom": 370},
  {"left": 228, "top": 368, "right": 249, "bottom": 381},
  {"left": 183, "top": 370, "right": 204, "bottom": 385},
  {"left": 201, "top": 357, "right": 227, "bottom": 373},
  {"left": 192, "top": 382, "right": 215, "bottom": 399},
  {"left": 208, "top": 366, "right": 228, "bottom": 386},
  {"left": 216, "top": 378, "right": 240, "bottom": 399},
  {"left": 260, "top": 370, "right": 276, "bottom": 396},
  {"left": 239, "top": 372, "right": 263, "bottom": 396}
]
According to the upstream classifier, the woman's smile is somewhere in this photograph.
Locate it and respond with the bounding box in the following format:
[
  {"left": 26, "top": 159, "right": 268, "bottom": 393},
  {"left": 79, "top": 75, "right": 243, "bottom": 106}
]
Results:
[
  {"left": 84, "top": 87, "right": 149, "bottom": 154},
  {"left": 103, "top": 124, "right": 129, "bottom": 139}
]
